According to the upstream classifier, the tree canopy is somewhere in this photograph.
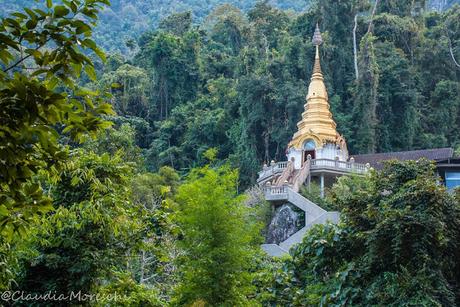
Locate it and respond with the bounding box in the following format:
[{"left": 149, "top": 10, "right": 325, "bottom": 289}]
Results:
[{"left": 1, "top": 0, "right": 460, "bottom": 306}]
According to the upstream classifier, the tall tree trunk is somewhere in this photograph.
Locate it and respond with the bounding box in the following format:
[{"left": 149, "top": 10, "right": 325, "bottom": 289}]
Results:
[
  {"left": 164, "top": 78, "right": 169, "bottom": 119},
  {"left": 446, "top": 27, "right": 460, "bottom": 68},
  {"left": 368, "top": 0, "right": 380, "bottom": 33},
  {"left": 168, "top": 139, "right": 174, "bottom": 168},
  {"left": 263, "top": 131, "right": 270, "bottom": 163},
  {"left": 140, "top": 250, "right": 145, "bottom": 284},
  {"left": 353, "top": 13, "right": 359, "bottom": 79}
]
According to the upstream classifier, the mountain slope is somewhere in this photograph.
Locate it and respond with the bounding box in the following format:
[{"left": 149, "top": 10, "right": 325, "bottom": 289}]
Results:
[
  {"left": 2, "top": 0, "right": 459, "bottom": 53},
  {"left": 0, "top": 0, "right": 310, "bottom": 53}
]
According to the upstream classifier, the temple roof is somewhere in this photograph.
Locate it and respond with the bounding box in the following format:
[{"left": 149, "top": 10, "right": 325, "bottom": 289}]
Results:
[{"left": 353, "top": 148, "right": 454, "bottom": 169}]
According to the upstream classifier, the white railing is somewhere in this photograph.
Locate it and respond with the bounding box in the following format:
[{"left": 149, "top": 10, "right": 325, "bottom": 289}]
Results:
[
  {"left": 259, "top": 158, "right": 368, "bottom": 182},
  {"left": 263, "top": 186, "right": 289, "bottom": 200},
  {"left": 265, "top": 186, "right": 287, "bottom": 195},
  {"left": 258, "top": 161, "right": 288, "bottom": 181},
  {"left": 310, "top": 159, "right": 368, "bottom": 173},
  {"left": 276, "top": 162, "right": 288, "bottom": 169}
]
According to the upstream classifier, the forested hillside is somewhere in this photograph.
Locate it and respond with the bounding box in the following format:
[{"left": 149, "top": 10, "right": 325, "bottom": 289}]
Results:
[
  {"left": 1, "top": 1, "right": 460, "bottom": 306},
  {"left": 2, "top": 0, "right": 460, "bottom": 52},
  {"left": 0, "top": 0, "right": 311, "bottom": 52},
  {"left": 80, "top": 0, "right": 460, "bottom": 185}
]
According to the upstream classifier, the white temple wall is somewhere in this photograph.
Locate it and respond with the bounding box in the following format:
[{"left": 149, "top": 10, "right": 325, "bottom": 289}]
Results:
[
  {"left": 286, "top": 149, "right": 303, "bottom": 169},
  {"left": 316, "top": 144, "right": 348, "bottom": 161},
  {"left": 286, "top": 144, "right": 349, "bottom": 170}
]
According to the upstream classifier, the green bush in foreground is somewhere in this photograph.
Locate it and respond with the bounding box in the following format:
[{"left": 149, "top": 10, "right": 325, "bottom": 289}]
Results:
[
  {"left": 263, "top": 160, "right": 460, "bottom": 306},
  {"left": 173, "top": 162, "right": 261, "bottom": 306}
]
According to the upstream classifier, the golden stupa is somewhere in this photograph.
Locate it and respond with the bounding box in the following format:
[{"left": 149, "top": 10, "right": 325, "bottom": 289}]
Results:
[{"left": 288, "top": 24, "right": 347, "bottom": 152}]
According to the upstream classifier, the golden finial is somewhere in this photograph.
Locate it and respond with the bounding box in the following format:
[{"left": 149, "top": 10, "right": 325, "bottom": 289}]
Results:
[
  {"left": 312, "top": 23, "right": 323, "bottom": 46},
  {"left": 312, "top": 23, "right": 322, "bottom": 75}
]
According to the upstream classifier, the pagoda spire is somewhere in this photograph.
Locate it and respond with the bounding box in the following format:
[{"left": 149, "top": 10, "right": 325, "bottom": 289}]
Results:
[
  {"left": 287, "top": 23, "right": 347, "bottom": 152},
  {"left": 312, "top": 23, "right": 323, "bottom": 75}
]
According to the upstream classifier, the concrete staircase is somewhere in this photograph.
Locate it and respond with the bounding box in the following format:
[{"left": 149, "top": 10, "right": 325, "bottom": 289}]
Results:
[{"left": 261, "top": 186, "right": 340, "bottom": 257}]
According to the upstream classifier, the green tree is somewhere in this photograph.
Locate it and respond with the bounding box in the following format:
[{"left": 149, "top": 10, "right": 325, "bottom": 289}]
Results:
[
  {"left": 99, "top": 64, "right": 150, "bottom": 118},
  {"left": 17, "top": 150, "right": 146, "bottom": 296},
  {"left": 84, "top": 123, "right": 144, "bottom": 168},
  {"left": 270, "top": 160, "right": 460, "bottom": 305},
  {"left": 374, "top": 40, "right": 418, "bottom": 152},
  {"left": 204, "top": 4, "right": 249, "bottom": 56},
  {"left": 137, "top": 30, "right": 201, "bottom": 121},
  {"left": 146, "top": 77, "right": 239, "bottom": 172},
  {"left": 159, "top": 11, "right": 192, "bottom": 37},
  {"left": 173, "top": 163, "right": 261, "bottom": 306},
  {"left": 127, "top": 167, "right": 180, "bottom": 300},
  {"left": 379, "top": 0, "right": 427, "bottom": 16},
  {"left": 428, "top": 80, "right": 460, "bottom": 146},
  {"left": 0, "top": 0, "right": 112, "bottom": 238},
  {"left": 350, "top": 33, "right": 379, "bottom": 153}
]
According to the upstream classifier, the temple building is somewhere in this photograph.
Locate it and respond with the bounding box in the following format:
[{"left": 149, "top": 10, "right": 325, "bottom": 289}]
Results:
[
  {"left": 258, "top": 24, "right": 460, "bottom": 257},
  {"left": 258, "top": 24, "right": 367, "bottom": 199},
  {"left": 287, "top": 24, "right": 348, "bottom": 166}
]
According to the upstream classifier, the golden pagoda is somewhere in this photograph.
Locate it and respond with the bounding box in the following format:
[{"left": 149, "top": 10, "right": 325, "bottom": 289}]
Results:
[{"left": 288, "top": 24, "right": 347, "bottom": 155}]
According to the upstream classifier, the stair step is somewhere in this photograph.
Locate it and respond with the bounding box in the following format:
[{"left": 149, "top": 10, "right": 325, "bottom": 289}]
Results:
[
  {"left": 262, "top": 184, "right": 341, "bottom": 257},
  {"left": 261, "top": 244, "right": 288, "bottom": 257},
  {"left": 279, "top": 211, "right": 341, "bottom": 251}
]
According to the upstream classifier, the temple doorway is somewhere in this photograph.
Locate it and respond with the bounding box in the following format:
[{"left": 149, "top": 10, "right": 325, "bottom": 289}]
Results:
[
  {"left": 304, "top": 149, "right": 315, "bottom": 161},
  {"left": 303, "top": 139, "right": 316, "bottom": 162}
]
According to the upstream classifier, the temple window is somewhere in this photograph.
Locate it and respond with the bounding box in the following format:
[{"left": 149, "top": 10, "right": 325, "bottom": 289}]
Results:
[
  {"left": 446, "top": 172, "right": 460, "bottom": 191},
  {"left": 303, "top": 139, "right": 316, "bottom": 150}
]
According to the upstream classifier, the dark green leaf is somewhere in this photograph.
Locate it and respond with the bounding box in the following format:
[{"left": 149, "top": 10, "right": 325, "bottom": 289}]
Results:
[{"left": 54, "top": 5, "right": 70, "bottom": 18}]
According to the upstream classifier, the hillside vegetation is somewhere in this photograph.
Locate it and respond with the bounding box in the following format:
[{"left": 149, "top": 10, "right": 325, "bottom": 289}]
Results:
[
  {"left": 0, "top": 0, "right": 459, "bottom": 306},
  {"left": 82, "top": 0, "right": 460, "bottom": 185},
  {"left": 2, "top": 0, "right": 460, "bottom": 52},
  {"left": 0, "top": 0, "right": 311, "bottom": 52}
]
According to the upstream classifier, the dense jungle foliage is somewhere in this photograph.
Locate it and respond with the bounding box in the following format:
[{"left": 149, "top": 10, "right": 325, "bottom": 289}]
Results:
[
  {"left": 0, "top": 0, "right": 460, "bottom": 306},
  {"left": 0, "top": 0, "right": 312, "bottom": 53},
  {"left": 84, "top": 0, "right": 460, "bottom": 186},
  {"left": 2, "top": 1, "right": 459, "bottom": 52}
]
